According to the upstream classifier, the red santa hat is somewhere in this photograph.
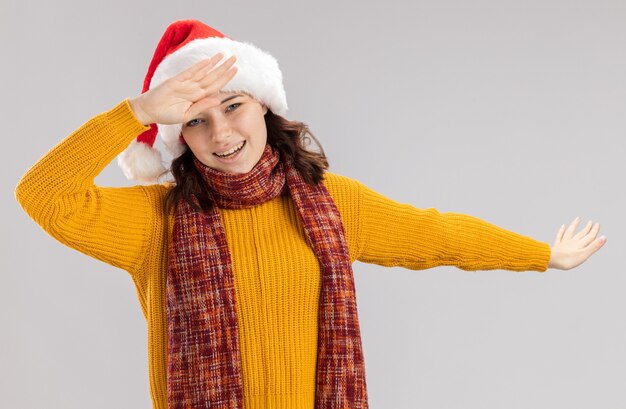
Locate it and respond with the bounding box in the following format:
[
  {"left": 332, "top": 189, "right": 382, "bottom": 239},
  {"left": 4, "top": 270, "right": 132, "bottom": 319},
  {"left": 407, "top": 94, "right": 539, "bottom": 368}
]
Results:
[{"left": 117, "top": 19, "right": 288, "bottom": 182}]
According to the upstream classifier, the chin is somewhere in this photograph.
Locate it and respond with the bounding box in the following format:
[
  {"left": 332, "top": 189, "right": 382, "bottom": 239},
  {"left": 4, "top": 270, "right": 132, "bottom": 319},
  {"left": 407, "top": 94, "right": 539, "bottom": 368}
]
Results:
[
  {"left": 218, "top": 164, "right": 253, "bottom": 175},
  {"left": 235, "top": 164, "right": 255, "bottom": 174}
]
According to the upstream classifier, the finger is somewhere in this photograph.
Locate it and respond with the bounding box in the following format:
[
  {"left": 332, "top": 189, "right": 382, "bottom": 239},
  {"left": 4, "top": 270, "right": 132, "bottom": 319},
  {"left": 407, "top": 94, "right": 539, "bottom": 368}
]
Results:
[
  {"left": 579, "top": 222, "right": 601, "bottom": 247},
  {"left": 563, "top": 217, "right": 581, "bottom": 240},
  {"left": 573, "top": 220, "right": 593, "bottom": 240},
  {"left": 554, "top": 224, "right": 566, "bottom": 245},
  {"left": 581, "top": 234, "right": 607, "bottom": 259},
  {"left": 198, "top": 55, "right": 237, "bottom": 88},
  {"left": 178, "top": 54, "right": 224, "bottom": 82},
  {"left": 198, "top": 57, "right": 237, "bottom": 89},
  {"left": 205, "top": 66, "right": 238, "bottom": 94},
  {"left": 189, "top": 53, "right": 227, "bottom": 82},
  {"left": 184, "top": 95, "right": 223, "bottom": 121}
]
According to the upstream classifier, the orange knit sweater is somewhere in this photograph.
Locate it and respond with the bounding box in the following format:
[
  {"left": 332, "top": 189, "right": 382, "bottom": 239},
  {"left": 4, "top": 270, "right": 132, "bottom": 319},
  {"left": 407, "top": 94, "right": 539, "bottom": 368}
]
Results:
[{"left": 15, "top": 99, "right": 551, "bottom": 409}]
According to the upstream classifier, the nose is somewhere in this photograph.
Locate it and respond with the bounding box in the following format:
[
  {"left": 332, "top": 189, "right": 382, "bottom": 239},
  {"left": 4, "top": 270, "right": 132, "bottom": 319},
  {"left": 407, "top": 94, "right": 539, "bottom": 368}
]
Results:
[{"left": 209, "top": 114, "right": 232, "bottom": 143}]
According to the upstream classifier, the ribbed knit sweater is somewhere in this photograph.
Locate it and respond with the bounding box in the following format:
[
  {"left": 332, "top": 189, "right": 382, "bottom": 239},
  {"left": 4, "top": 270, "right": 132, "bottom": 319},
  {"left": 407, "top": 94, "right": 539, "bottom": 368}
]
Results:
[{"left": 15, "top": 99, "right": 551, "bottom": 409}]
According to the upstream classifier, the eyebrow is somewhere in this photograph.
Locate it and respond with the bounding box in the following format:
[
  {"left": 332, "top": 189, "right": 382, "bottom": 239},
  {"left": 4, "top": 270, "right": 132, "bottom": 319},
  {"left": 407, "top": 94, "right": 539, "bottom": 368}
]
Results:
[{"left": 220, "top": 94, "right": 244, "bottom": 104}]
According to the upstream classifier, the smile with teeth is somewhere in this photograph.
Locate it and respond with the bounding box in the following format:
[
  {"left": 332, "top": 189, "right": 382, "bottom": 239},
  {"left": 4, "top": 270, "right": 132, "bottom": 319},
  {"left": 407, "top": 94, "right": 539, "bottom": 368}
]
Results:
[{"left": 214, "top": 141, "right": 245, "bottom": 158}]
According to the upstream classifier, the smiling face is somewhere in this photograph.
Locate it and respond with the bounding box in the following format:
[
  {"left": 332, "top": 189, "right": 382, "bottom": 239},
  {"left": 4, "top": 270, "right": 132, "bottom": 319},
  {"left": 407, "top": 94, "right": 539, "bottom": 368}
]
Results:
[{"left": 181, "top": 92, "right": 269, "bottom": 174}]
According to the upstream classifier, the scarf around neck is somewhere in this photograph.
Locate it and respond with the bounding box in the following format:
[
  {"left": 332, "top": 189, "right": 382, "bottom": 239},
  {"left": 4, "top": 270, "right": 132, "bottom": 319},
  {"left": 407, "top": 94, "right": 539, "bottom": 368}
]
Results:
[{"left": 166, "top": 143, "right": 368, "bottom": 408}]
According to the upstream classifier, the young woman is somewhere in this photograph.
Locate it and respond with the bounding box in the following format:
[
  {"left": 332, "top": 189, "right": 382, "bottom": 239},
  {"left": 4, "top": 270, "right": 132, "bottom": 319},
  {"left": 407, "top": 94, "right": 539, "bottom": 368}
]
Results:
[{"left": 15, "top": 19, "right": 606, "bottom": 409}]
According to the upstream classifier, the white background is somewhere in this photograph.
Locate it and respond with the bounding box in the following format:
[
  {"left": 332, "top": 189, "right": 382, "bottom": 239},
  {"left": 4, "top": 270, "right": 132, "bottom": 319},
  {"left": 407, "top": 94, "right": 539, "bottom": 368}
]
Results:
[{"left": 2, "top": 0, "right": 624, "bottom": 407}]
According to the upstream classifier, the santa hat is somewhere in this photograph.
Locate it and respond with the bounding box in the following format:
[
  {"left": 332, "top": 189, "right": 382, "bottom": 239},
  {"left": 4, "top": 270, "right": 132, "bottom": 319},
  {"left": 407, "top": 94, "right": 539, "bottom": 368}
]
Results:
[{"left": 117, "top": 19, "right": 288, "bottom": 182}]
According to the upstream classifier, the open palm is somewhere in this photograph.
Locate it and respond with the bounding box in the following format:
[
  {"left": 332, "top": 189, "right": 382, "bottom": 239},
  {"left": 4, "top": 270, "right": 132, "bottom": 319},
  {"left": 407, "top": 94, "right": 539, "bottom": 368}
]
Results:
[
  {"left": 548, "top": 217, "right": 607, "bottom": 270},
  {"left": 130, "top": 53, "right": 238, "bottom": 126}
]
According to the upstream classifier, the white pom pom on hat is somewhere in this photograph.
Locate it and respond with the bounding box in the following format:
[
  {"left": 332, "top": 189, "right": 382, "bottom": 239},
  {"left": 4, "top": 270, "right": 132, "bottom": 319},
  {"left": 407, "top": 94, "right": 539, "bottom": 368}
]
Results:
[{"left": 117, "top": 19, "right": 288, "bottom": 182}]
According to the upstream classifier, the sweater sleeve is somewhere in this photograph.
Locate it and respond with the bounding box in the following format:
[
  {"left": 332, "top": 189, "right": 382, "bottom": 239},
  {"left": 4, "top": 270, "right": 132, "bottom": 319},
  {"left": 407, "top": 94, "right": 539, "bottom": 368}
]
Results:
[
  {"left": 14, "top": 100, "right": 156, "bottom": 277},
  {"left": 355, "top": 180, "right": 551, "bottom": 272}
]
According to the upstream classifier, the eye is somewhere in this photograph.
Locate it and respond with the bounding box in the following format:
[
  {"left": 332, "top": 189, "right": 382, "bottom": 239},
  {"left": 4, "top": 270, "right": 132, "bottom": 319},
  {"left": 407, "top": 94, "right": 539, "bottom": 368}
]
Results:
[
  {"left": 226, "top": 103, "right": 241, "bottom": 113},
  {"left": 185, "top": 118, "right": 203, "bottom": 127}
]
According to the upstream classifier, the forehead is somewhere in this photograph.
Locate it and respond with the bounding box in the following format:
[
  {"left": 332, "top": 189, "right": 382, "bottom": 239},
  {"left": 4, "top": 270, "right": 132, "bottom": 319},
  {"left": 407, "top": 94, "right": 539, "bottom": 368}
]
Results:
[{"left": 217, "top": 91, "right": 254, "bottom": 100}]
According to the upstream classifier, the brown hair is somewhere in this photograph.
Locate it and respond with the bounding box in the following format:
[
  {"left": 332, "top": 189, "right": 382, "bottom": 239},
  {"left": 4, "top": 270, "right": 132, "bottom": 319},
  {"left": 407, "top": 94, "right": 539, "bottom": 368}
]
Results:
[{"left": 163, "top": 110, "right": 329, "bottom": 214}]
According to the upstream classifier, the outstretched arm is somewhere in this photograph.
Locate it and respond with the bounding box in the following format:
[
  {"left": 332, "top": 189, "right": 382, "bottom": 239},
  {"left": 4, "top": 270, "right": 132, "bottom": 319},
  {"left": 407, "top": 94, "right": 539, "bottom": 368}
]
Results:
[
  {"left": 355, "top": 181, "right": 552, "bottom": 272},
  {"left": 548, "top": 217, "right": 607, "bottom": 270}
]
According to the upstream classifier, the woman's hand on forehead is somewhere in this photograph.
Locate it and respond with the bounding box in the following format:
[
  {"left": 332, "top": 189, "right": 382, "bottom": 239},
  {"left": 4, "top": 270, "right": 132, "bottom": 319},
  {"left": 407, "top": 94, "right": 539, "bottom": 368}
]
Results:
[{"left": 129, "top": 53, "right": 238, "bottom": 126}]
